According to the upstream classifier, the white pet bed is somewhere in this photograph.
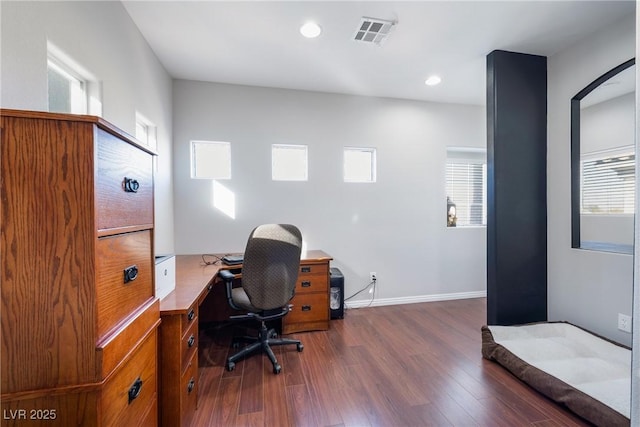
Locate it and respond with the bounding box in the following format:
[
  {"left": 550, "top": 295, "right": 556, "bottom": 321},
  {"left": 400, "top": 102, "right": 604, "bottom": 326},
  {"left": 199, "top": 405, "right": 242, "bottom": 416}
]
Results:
[{"left": 482, "top": 322, "right": 630, "bottom": 426}]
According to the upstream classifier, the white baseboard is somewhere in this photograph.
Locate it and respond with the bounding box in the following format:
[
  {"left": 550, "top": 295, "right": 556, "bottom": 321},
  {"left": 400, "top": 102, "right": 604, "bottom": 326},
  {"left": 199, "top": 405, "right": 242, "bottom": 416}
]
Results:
[{"left": 344, "top": 290, "right": 487, "bottom": 309}]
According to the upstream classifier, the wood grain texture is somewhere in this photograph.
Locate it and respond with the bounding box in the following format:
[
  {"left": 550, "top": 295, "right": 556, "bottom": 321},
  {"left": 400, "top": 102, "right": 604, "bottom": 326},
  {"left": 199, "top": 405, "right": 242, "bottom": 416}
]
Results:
[
  {"left": 95, "top": 128, "right": 154, "bottom": 233},
  {"left": 283, "top": 259, "right": 330, "bottom": 334},
  {"left": 192, "top": 298, "right": 593, "bottom": 427},
  {"left": 101, "top": 328, "right": 157, "bottom": 427},
  {"left": 95, "top": 230, "right": 153, "bottom": 340},
  {"left": 159, "top": 308, "right": 200, "bottom": 427},
  {"left": 1, "top": 110, "right": 159, "bottom": 426},
  {"left": 1, "top": 116, "right": 97, "bottom": 391},
  {"left": 181, "top": 351, "right": 199, "bottom": 426}
]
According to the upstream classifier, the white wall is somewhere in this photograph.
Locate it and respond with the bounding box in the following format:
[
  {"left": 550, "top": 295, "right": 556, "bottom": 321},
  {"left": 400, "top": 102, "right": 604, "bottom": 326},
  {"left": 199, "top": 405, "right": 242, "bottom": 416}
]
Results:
[
  {"left": 630, "top": 5, "right": 640, "bottom": 423},
  {"left": 173, "top": 81, "right": 486, "bottom": 304},
  {"left": 547, "top": 14, "right": 635, "bottom": 345},
  {"left": 0, "top": 1, "right": 175, "bottom": 255}
]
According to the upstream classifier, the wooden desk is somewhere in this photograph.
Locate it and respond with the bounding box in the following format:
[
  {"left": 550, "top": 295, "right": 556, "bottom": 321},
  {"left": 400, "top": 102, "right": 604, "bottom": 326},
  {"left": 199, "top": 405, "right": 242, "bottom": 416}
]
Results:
[{"left": 158, "top": 250, "right": 332, "bottom": 427}]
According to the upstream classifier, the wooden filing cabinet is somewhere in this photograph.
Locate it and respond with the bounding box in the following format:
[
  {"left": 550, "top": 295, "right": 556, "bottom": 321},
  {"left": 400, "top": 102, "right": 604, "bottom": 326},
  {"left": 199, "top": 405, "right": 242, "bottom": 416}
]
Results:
[
  {"left": 0, "top": 110, "right": 159, "bottom": 426},
  {"left": 282, "top": 259, "right": 331, "bottom": 334}
]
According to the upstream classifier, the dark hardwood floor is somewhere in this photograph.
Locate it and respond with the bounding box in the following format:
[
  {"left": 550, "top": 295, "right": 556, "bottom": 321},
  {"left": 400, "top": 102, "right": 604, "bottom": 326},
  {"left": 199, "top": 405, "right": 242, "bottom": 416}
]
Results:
[{"left": 194, "top": 298, "right": 592, "bottom": 426}]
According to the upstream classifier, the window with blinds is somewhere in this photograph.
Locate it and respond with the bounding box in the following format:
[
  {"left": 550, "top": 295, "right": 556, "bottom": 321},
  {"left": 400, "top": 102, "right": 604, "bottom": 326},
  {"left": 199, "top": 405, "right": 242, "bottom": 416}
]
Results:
[
  {"left": 446, "top": 148, "right": 487, "bottom": 227},
  {"left": 272, "top": 144, "right": 308, "bottom": 181},
  {"left": 191, "top": 140, "right": 232, "bottom": 179},
  {"left": 581, "top": 150, "right": 635, "bottom": 214}
]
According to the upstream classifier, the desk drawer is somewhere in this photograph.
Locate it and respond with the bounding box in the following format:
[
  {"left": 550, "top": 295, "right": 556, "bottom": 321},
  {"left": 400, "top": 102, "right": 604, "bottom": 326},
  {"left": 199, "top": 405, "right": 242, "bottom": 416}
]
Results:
[
  {"left": 181, "top": 303, "right": 198, "bottom": 333},
  {"left": 298, "top": 263, "right": 329, "bottom": 278},
  {"left": 181, "top": 351, "right": 198, "bottom": 427},
  {"left": 96, "top": 230, "right": 154, "bottom": 340},
  {"left": 287, "top": 292, "right": 329, "bottom": 324},
  {"left": 181, "top": 318, "right": 198, "bottom": 375},
  {"left": 296, "top": 272, "right": 328, "bottom": 294},
  {"left": 96, "top": 128, "right": 153, "bottom": 233},
  {"left": 101, "top": 329, "right": 157, "bottom": 427}
]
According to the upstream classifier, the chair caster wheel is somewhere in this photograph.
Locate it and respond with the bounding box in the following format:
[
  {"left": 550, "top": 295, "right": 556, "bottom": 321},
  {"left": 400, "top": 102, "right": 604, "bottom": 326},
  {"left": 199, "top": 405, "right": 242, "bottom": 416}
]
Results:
[
  {"left": 297, "top": 343, "right": 304, "bottom": 352},
  {"left": 227, "top": 362, "right": 235, "bottom": 372},
  {"left": 269, "top": 331, "right": 278, "bottom": 339},
  {"left": 273, "top": 364, "right": 281, "bottom": 374}
]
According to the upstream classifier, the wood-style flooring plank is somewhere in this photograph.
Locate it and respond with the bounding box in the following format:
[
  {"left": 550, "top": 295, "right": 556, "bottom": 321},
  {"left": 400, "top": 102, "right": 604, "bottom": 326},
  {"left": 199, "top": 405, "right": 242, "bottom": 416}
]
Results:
[{"left": 193, "top": 298, "right": 594, "bottom": 426}]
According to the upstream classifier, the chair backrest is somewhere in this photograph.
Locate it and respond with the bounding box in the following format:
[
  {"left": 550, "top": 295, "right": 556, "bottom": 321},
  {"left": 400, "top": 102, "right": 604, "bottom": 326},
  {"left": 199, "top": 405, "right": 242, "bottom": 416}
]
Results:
[{"left": 241, "top": 224, "right": 303, "bottom": 310}]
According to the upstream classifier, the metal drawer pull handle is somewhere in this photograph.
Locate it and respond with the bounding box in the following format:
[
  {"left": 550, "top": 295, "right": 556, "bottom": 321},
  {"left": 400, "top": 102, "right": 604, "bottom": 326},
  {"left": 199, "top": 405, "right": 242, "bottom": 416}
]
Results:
[
  {"left": 187, "top": 334, "right": 195, "bottom": 348},
  {"left": 128, "top": 377, "right": 143, "bottom": 404},
  {"left": 123, "top": 177, "right": 140, "bottom": 193},
  {"left": 302, "top": 305, "right": 312, "bottom": 311},
  {"left": 301, "top": 281, "right": 311, "bottom": 287},
  {"left": 123, "top": 265, "right": 138, "bottom": 284},
  {"left": 187, "top": 309, "right": 195, "bottom": 322},
  {"left": 301, "top": 267, "right": 311, "bottom": 273},
  {"left": 187, "top": 378, "right": 195, "bottom": 394}
]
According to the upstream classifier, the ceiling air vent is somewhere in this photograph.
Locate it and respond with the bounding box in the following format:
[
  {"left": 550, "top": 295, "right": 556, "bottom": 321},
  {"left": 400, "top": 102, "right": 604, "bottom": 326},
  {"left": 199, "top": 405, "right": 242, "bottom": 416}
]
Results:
[{"left": 354, "top": 17, "right": 396, "bottom": 45}]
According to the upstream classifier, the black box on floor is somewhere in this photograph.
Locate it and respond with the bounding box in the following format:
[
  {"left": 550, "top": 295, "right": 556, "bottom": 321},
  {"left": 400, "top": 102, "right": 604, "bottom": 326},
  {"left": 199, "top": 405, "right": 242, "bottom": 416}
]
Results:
[{"left": 329, "top": 267, "right": 344, "bottom": 319}]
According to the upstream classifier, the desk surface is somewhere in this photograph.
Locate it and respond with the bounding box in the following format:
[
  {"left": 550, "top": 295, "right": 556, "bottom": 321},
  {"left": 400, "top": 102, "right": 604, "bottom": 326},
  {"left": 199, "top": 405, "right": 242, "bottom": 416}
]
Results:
[{"left": 160, "top": 250, "right": 332, "bottom": 315}]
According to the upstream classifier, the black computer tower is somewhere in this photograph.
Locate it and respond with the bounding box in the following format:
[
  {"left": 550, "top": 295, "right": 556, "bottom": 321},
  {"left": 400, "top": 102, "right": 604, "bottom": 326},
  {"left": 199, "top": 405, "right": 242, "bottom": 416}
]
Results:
[{"left": 329, "top": 267, "right": 344, "bottom": 319}]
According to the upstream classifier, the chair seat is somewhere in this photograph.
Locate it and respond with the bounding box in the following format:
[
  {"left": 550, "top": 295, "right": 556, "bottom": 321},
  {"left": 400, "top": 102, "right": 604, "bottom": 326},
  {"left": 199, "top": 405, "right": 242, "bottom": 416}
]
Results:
[{"left": 231, "top": 287, "right": 256, "bottom": 311}]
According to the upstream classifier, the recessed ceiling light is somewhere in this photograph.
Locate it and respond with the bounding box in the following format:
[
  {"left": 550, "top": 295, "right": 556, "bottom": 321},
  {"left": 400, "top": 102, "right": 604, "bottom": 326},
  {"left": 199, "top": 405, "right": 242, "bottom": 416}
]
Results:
[
  {"left": 425, "top": 75, "right": 442, "bottom": 86},
  {"left": 300, "top": 22, "right": 322, "bottom": 38}
]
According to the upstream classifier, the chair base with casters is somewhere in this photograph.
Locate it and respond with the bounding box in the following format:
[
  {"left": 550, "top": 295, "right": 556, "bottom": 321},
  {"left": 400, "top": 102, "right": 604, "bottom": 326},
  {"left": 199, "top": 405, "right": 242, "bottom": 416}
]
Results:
[
  {"left": 226, "top": 309, "right": 303, "bottom": 374},
  {"left": 219, "top": 268, "right": 304, "bottom": 374}
]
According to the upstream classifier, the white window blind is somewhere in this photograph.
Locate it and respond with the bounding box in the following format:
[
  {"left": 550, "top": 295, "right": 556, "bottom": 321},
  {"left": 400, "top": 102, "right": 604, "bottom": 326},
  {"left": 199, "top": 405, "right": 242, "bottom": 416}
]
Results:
[
  {"left": 191, "top": 141, "right": 231, "bottom": 179},
  {"left": 581, "top": 150, "right": 635, "bottom": 214},
  {"left": 272, "top": 144, "right": 308, "bottom": 181},
  {"left": 344, "top": 147, "right": 376, "bottom": 183},
  {"left": 446, "top": 148, "right": 486, "bottom": 227}
]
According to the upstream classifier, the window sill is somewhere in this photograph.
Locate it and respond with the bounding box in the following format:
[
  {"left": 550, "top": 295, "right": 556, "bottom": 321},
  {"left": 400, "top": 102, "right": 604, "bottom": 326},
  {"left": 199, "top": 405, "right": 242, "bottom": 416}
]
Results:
[{"left": 575, "top": 241, "right": 633, "bottom": 255}]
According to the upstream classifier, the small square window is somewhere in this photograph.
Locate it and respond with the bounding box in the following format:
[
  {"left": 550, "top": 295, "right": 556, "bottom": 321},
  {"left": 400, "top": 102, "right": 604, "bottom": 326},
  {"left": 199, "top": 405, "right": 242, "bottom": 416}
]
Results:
[
  {"left": 47, "top": 43, "right": 101, "bottom": 116},
  {"left": 48, "top": 59, "right": 86, "bottom": 114},
  {"left": 344, "top": 147, "right": 376, "bottom": 183},
  {"left": 272, "top": 144, "right": 308, "bottom": 181},
  {"left": 135, "top": 112, "right": 157, "bottom": 150},
  {"left": 191, "top": 141, "right": 231, "bottom": 179}
]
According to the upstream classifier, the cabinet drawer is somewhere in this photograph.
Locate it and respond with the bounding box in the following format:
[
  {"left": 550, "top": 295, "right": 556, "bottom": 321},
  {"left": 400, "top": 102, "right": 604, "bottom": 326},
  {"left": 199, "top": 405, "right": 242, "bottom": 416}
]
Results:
[
  {"left": 286, "top": 292, "right": 329, "bottom": 324},
  {"left": 181, "top": 303, "right": 198, "bottom": 333},
  {"left": 181, "top": 351, "right": 198, "bottom": 427},
  {"left": 101, "top": 329, "right": 157, "bottom": 427},
  {"left": 96, "top": 128, "right": 153, "bottom": 233},
  {"left": 98, "top": 298, "right": 160, "bottom": 378},
  {"left": 137, "top": 397, "right": 158, "bottom": 427},
  {"left": 298, "top": 263, "right": 329, "bottom": 278},
  {"left": 96, "top": 231, "right": 154, "bottom": 340},
  {"left": 296, "top": 272, "right": 328, "bottom": 293},
  {"left": 181, "top": 319, "right": 198, "bottom": 375}
]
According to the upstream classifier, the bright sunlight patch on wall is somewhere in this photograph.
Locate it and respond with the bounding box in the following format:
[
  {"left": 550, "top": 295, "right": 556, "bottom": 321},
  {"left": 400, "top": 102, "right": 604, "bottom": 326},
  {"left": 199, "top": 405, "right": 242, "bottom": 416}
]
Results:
[{"left": 212, "top": 180, "right": 236, "bottom": 219}]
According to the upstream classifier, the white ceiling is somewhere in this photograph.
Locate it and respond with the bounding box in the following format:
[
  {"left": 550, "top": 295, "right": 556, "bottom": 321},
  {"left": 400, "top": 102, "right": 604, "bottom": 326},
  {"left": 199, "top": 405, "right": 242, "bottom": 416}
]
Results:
[{"left": 122, "top": 1, "right": 634, "bottom": 106}]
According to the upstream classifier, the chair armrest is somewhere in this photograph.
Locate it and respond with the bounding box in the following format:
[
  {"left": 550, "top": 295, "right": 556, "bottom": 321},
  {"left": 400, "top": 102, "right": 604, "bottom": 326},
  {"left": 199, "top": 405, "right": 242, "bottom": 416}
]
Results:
[
  {"left": 218, "top": 269, "right": 242, "bottom": 311},
  {"left": 218, "top": 269, "right": 236, "bottom": 282}
]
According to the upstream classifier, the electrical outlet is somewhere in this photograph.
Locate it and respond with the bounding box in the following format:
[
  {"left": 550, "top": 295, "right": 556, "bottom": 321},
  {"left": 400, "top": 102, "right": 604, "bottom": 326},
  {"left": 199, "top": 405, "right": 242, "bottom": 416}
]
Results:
[
  {"left": 618, "top": 313, "right": 632, "bottom": 333},
  {"left": 370, "top": 272, "right": 377, "bottom": 283}
]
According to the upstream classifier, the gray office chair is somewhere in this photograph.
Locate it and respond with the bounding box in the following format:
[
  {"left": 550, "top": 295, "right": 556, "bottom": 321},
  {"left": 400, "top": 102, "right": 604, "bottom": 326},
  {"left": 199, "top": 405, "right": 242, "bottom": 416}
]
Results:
[{"left": 218, "top": 224, "right": 304, "bottom": 374}]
